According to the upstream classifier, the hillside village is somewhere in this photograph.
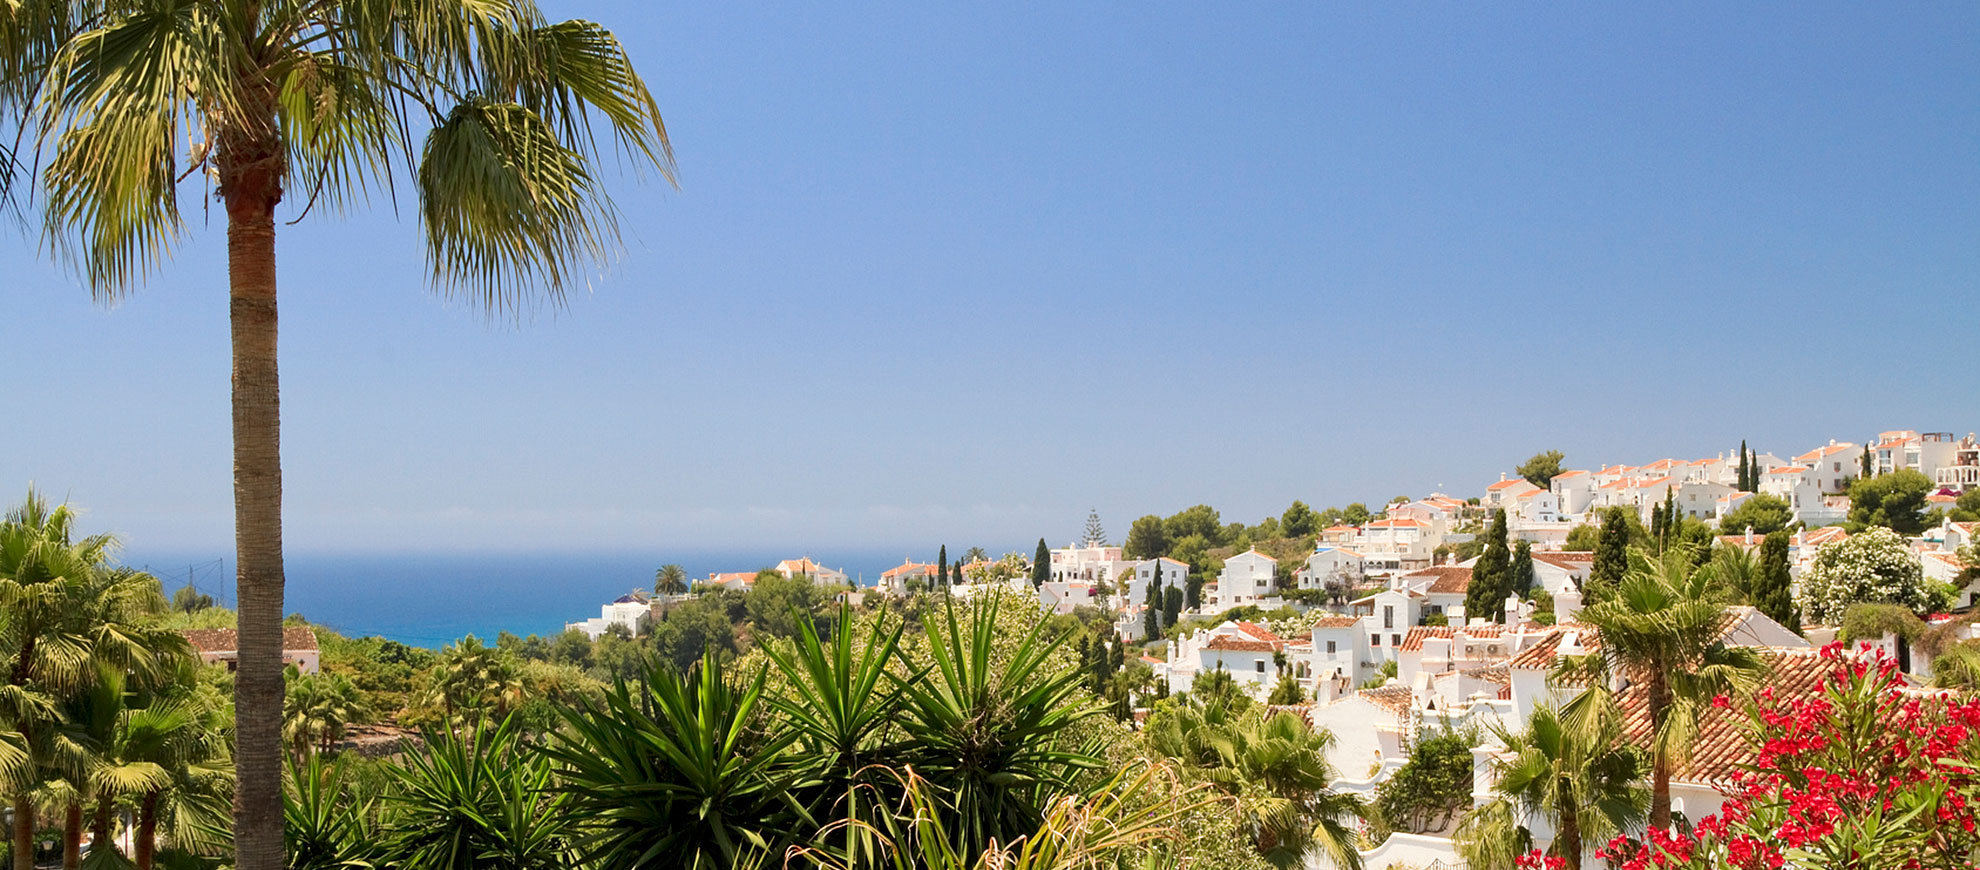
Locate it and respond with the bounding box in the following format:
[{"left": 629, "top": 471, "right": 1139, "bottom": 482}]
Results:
[{"left": 568, "top": 427, "right": 1980, "bottom": 868}]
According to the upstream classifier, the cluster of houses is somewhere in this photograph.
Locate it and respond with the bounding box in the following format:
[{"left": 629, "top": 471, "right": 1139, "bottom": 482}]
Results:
[{"left": 1128, "top": 428, "right": 1978, "bottom": 868}]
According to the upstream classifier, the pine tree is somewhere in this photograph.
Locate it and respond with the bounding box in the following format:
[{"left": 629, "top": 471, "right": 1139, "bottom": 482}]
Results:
[
  {"left": 1032, "top": 538, "right": 1050, "bottom": 588},
  {"left": 1754, "top": 531, "right": 1801, "bottom": 635},
  {"left": 1164, "top": 585, "right": 1184, "bottom": 627},
  {"left": 1510, "top": 539, "right": 1535, "bottom": 599},
  {"left": 1587, "top": 507, "right": 1632, "bottom": 604},
  {"left": 1083, "top": 509, "right": 1107, "bottom": 547},
  {"left": 1467, "top": 509, "right": 1511, "bottom": 619}
]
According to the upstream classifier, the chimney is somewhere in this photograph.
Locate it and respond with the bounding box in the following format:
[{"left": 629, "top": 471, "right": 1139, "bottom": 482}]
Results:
[
  {"left": 1499, "top": 472, "right": 1507, "bottom": 482},
  {"left": 1504, "top": 593, "right": 1520, "bottom": 627},
  {"left": 1555, "top": 589, "right": 1583, "bottom": 623},
  {"left": 1745, "top": 526, "right": 1754, "bottom": 546}
]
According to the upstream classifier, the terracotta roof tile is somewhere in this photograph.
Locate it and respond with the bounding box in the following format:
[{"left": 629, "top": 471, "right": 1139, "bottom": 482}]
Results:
[
  {"left": 1401, "top": 624, "right": 1505, "bottom": 652},
  {"left": 1401, "top": 565, "right": 1473, "bottom": 595},
  {"left": 182, "top": 626, "right": 318, "bottom": 653},
  {"left": 1620, "top": 648, "right": 1834, "bottom": 784},
  {"left": 1203, "top": 636, "right": 1280, "bottom": 653},
  {"left": 1358, "top": 684, "right": 1414, "bottom": 717},
  {"left": 1310, "top": 615, "right": 1362, "bottom": 629}
]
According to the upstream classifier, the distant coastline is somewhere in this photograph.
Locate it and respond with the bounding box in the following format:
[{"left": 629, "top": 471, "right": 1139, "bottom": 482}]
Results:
[{"left": 125, "top": 548, "right": 963, "bottom": 647}]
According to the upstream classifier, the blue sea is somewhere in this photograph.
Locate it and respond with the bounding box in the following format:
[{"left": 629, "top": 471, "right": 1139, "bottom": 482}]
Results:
[{"left": 127, "top": 549, "right": 932, "bottom": 648}]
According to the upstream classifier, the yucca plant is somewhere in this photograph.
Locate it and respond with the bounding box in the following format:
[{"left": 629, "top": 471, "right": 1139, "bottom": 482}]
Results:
[
  {"left": 545, "top": 652, "right": 809, "bottom": 870},
  {"left": 761, "top": 605, "right": 912, "bottom": 867},
  {"left": 284, "top": 752, "right": 379, "bottom": 870},
  {"left": 792, "top": 761, "right": 1213, "bottom": 870},
  {"left": 382, "top": 716, "right": 570, "bottom": 870},
  {"left": 891, "top": 595, "right": 1100, "bottom": 859}
]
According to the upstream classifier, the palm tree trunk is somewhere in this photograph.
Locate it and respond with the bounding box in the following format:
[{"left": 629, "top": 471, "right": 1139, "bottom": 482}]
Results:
[
  {"left": 135, "top": 793, "right": 157, "bottom": 870},
  {"left": 1647, "top": 670, "right": 1673, "bottom": 829},
  {"left": 12, "top": 796, "right": 34, "bottom": 870},
  {"left": 89, "top": 802, "right": 111, "bottom": 862},
  {"left": 1557, "top": 799, "right": 1581, "bottom": 870},
  {"left": 223, "top": 124, "right": 287, "bottom": 870},
  {"left": 60, "top": 802, "right": 79, "bottom": 870}
]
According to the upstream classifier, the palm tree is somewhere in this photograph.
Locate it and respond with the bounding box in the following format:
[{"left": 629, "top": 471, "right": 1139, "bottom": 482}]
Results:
[
  {"left": 654, "top": 564, "right": 689, "bottom": 598},
  {"left": 1561, "top": 547, "right": 1766, "bottom": 829},
  {"left": 117, "top": 691, "right": 234, "bottom": 870},
  {"left": 1144, "top": 698, "right": 1362, "bottom": 869},
  {"left": 421, "top": 637, "right": 525, "bottom": 728},
  {"left": 0, "top": 492, "right": 190, "bottom": 870},
  {"left": 1456, "top": 705, "right": 1646, "bottom": 870},
  {"left": 284, "top": 668, "right": 370, "bottom": 761},
  {"left": 2, "top": 3, "right": 672, "bottom": 865}
]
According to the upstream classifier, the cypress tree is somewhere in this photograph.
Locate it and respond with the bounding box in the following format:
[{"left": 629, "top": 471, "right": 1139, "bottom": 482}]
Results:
[
  {"left": 1861, "top": 445, "right": 1874, "bottom": 479},
  {"left": 1186, "top": 574, "right": 1203, "bottom": 610},
  {"left": 1164, "top": 585, "right": 1184, "bottom": 627},
  {"left": 937, "top": 545, "right": 948, "bottom": 587},
  {"left": 1143, "top": 581, "right": 1161, "bottom": 640},
  {"left": 1032, "top": 538, "right": 1051, "bottom": 588},
  {"left": 1467, "top": 509, "right": 1510, "bottom": 620},
  {"left": 1737, "top": 441, "right": 1750, "bottom": 491},
  {"left": 1510, "top": 539, "right": 1535, "bottom": 599},
  {"left": 1588, "top": 507, "right": 1631, "bottom": 604},
  {"left": 1755, "top": 531, "right": 1800, "bottom": 634}
]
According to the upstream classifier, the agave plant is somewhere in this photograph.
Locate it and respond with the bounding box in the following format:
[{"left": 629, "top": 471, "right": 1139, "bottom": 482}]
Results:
[
  {"left": 382, "top": 716, "right": 571, "bottom": 870},
  {"left": 545, "top": 652, "right": 810, "bottom": 870},
  {"left": 891, "top": 595, "right": 1100, "bottom": 859}
]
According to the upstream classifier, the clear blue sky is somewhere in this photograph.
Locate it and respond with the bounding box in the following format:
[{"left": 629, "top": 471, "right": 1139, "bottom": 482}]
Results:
[{"left": 7, "top": 3, "right": 1978, "bottom": 556}]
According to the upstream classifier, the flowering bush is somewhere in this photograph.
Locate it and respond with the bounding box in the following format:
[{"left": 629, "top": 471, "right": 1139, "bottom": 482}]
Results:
[
  {"left": 1595, "top": 642, "right": 1980, "bottom": 870},
  {"left": 1799, "top": 528, "right": 1940, "bottom": 624}
]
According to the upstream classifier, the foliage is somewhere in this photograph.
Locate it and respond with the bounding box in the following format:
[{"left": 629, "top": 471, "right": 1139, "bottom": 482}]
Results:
[
  {"left": 1373, "top": 729, "right": 1475, "bottom": 834},
  {"left": 1510, "top": 539, "right": 1535, "bottom": 600},
  {"left": 1596, "top": 643, "right": 1980, "bottom": 870},
  {"left": 1717, "top": 493, "right": 1792, "bottom": 537},
  {"left": 1457, "top": 704, "right": 1645, "bottom": 870},
  {"left": 1467, "top": 509, "right": 1511, "bottom": 619},
  {"left": 1031, "top": 539, "right": 1050, "bottom": 588},
  {"left": 1264, "top": 673, "right": 1304, "bottom": 706},
  {"left": 285, "top": 753, "right": 381, "bottom": 870},
  {"left": 1563, "top": 523, "right": 1600, "bottom": 552},
  {"left": 1586, "top": 507, "right": 1635, "bottom": 603},
  {"left": 1081, "top": 511, "right": 1107, "bottom": 548},
  {"left": 648, "top": 595, "right": 740, "bottom": 673},
  {"left": 283, "top": 668, "right": 370, "bottom": 759},
  {"left": 1846, "top": 469, "right": 1935, "bottom": 534},
  {"left": 1123, "top": 516, "right": 1169, "bottom": 560},
  {"left": 1799, "top": 528, "right": 1945, "bottom": 624},
  {"left": 1753, "top": 532, "right": 1801, "bottom": 634},
  {"left": 1143, "top": 698, "right": 1361, "bottom": 869},
  {"left": 1559, "top": 547, "right": 1766, "bottom": 829},
  {"left": 384, "top": 717, "right": 572, "bottom": 870},
  {"left": 1517, "top": 451, "right": 1565, "bottom": 489},
  {"left": 546, "top": 652, "right": 807, "bottom": 870},
  {"left": 1281, "top": 501, "right": 1317, "bottom": 539},
  {"left": 743, "top": 572, "right": 833, "bottom": 641},
  {"left": 653, "top": 565, "right": 689, "bottom": 598}
]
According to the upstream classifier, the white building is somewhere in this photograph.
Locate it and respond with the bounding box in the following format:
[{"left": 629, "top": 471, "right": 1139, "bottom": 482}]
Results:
[
  {"left": 1123, "top": 557, "right": 1189, "bottom": 608},
  {"left": 1167, "top": 621, "right": 1289, "bottom": 699},
  {"left": 1213, "top": 549, "right": 1278, "bottom": 611},
  {"left": 1049, "top": 543, "right": 1133, "bottom": 590},
  {"left": 1295, "top": 546, "right": 1366, "bottom": 592},
  {"left": 566, "top": 593, "right": 653, "bottom": 640},
  {"left": 775, "top": 557, "right": 847, "bottom": 586},
  {"left": 1792, "top": 440, "right": 1861, "bottom": 495}
]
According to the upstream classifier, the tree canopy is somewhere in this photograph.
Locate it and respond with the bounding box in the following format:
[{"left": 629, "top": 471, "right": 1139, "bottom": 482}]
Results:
[
  {"left": 1846, "top": 469, "right": 1934, "bottom": 534},
  {"left": 1516, "top": 451, "right": 1566, "bottom": 489}
]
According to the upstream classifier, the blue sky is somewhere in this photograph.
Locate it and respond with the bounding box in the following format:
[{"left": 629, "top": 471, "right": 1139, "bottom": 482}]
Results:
[{"left": 6, "top": 3, "right": 1978, "bottom": 557}]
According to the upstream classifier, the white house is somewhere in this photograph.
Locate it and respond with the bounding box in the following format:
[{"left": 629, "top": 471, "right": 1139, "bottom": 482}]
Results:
[
  {"left": 1049, "top": 543, "right": 1133, "bottom": 589},
  {"left": 1673, "top": 480, "right": 1735, "bottom": 521},
  {"left": 1123, "top": 557, "right": 1189, "bottom": 608},
  {"left": 183, "top": 627, "right": 320, "bottom": 675},
  {"left": 1166, "top": 620, "right": 1288, "bottom": 698},
  {"left": 1213, "top": 549, "right": 1278, "bottom": 611},
  {"left": 775, "top": 557, "right": 847, "bottom": 586},
  {"left": 1354, "top": 518, "right": 1440, "bottom": 575},
  {"left": 1792, "top": 441, "right": 1860, "bottom": 494},
  {"left": 1037, "top": 580, "right": 1102, "bottom": 615},
  {"left": 1551, "top": 470, "right": 1597, "bottom": 516},
  {"left": 877, "top": 560, "right": 939, "bottom": 595},
  {"left": 566, "top": 593, "right": 653, "bottom": 640},
  {"left": 1484, "top": 475, "right": 1544, "bottom": 510},
  {"left": 1296, "top": 546, "right": 1366, "bottom": 592}
]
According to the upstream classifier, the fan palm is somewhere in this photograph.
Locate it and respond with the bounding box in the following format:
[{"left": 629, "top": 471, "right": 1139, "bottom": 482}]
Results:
[
  {"left": 1560, "top": 546, "right": 1766, "bottom": 829},
  {"left": 116, "top": 690, "right": 233, "bottom": 870},
  {"left": 654, "top": 565, "right": 689, "bottom": 598},
  {"left": 1144, "top": 699, "right": 1361, "bottom": 870},
  {"left": 1, "top": 0, "right": 672, "bottom": 863},
  {"left": 283, "top": 668, "right": 369, "bottom": 761},
  {"left": 1456, "top": 705, "right": 1646, "bottom": 870}
]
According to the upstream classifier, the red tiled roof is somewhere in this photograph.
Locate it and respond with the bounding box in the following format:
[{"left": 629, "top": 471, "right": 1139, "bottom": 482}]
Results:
[
  {"left": 1531, "top": 552, "right": 1594, "bottom": 570},
  {"left": 1506, "top": 625, "right": 1598, "bottom": 670},
  {"left": 1488, "top": 479, "right": 1528, "bottom": 491},
  {"left": 1620, "top": 649, "right": 1834, "bottom": 784},
  {"left": 1366, "top": 518, "right": 1427, "bottom": 528},
  {"left": 1204, "top": 636, "right": 1279, "bottom": 653},
  {"left": 1233, "top": 621, "right": 1284, "bottom": 643},
  {"left": 1553, "top": 470, "right": 1589, "bottom": 478},
  {"left": 1359, "top": 684, "right": 1414, "bottom": 717},
  {"left": 880, "top": 561, "right": 935, "bottom": 578},
  {"left": 1768, "top": 465, "right": 1810, "bottom": 476},
  {"left": 1402, "top": 565, "right": 1473, "bottom": 595},
  {"left": 1310, "top": 615, "right": 1362, "bottom": 629},
  {"left": 182, "top": 627, "right": 318, "bottom": 653}
]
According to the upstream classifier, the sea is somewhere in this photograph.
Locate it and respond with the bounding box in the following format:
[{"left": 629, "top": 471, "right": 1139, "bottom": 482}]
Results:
[{"left": 127, "top": 549, "right": 934, "bottom": 648}]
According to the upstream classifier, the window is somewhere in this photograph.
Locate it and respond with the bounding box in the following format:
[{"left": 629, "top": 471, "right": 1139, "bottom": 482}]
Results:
[
  {"left": 1392, "top": 634, "right": 1402, "bottom": 646},
  {"left": 1383, "top": 605, "right": 1394, "bottom": 629},
  {"left": 1255, "top": 660, "right": 1266, "bottom": 673},
  {"left": 1371, "top": 634, "right": 1381, "bottom": 646},
  {"left": 1327, "top": 641, "right": 1337, "bottom": 654}
]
